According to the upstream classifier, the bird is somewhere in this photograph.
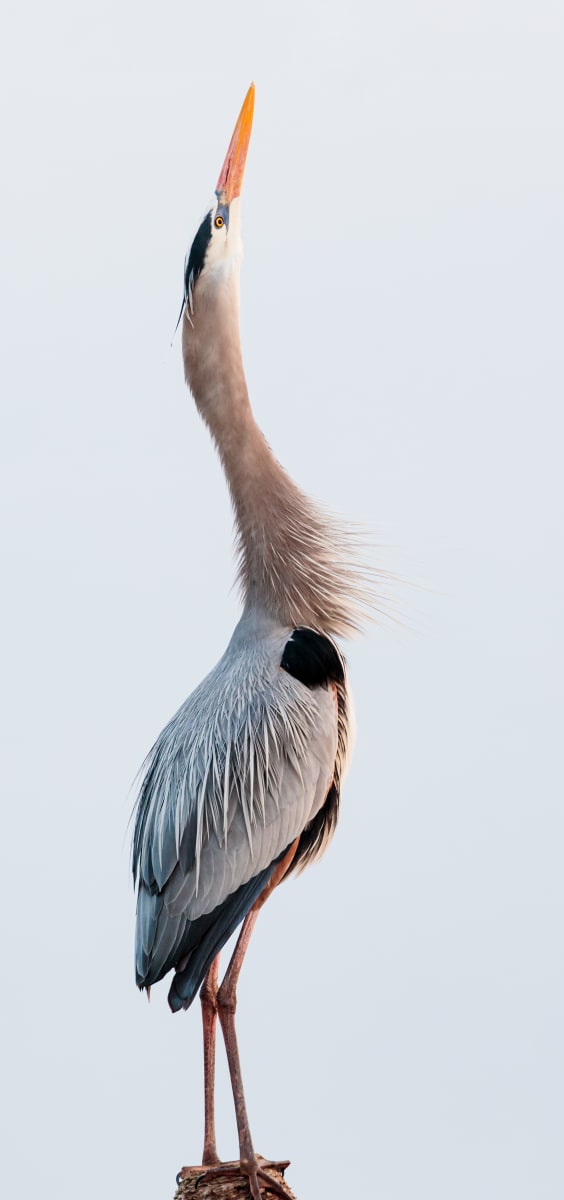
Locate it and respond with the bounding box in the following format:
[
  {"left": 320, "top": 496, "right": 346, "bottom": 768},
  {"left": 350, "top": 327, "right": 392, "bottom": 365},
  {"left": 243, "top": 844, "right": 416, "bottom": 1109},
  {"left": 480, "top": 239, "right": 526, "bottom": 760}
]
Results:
[{"left": 132, "top": 84, "right": 381, "bottom": 1200}]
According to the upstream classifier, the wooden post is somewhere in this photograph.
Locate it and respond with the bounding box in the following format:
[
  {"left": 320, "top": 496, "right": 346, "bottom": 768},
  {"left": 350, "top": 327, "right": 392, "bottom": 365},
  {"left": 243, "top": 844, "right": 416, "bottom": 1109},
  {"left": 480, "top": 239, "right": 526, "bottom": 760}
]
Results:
[{"left": 174, "top": 1159, "right": 297, "bottom": 1199}]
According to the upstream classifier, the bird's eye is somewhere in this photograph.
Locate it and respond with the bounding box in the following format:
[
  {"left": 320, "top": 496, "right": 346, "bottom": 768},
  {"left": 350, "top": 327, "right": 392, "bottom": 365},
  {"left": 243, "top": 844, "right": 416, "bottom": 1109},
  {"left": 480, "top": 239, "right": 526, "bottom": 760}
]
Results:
[{"left": 215, "top": 215, "right": 224, "bottom": 229}]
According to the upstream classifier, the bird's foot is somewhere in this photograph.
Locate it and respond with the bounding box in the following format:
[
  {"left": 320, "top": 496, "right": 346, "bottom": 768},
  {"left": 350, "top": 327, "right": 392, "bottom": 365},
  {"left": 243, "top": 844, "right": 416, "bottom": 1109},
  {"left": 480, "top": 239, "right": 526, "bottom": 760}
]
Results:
[
  {"left": 176, "top": 1156, "right": 293, "bottom": 1199},
  {"left": 251, "top": 1156, "right": 293, "bottom": 1200}
]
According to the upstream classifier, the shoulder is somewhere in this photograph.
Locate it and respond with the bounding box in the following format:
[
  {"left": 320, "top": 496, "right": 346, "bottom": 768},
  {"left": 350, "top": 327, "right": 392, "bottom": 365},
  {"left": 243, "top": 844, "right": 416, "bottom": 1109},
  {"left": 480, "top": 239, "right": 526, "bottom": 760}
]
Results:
[{"left": 280, "top": 627, "right": 345, "bottom": 688}]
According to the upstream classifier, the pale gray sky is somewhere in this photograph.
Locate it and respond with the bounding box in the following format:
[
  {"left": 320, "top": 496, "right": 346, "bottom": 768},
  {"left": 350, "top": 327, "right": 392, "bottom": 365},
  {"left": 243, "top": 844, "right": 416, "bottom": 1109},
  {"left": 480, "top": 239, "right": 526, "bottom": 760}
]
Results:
[{"left": 1, "top": 2, "right": 563, "bottom": 1198}]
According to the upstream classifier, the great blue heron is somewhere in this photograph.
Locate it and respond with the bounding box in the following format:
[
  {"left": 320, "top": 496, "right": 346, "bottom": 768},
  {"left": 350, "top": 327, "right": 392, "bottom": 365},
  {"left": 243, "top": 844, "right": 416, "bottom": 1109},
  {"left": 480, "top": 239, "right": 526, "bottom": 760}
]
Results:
[{"left": 133, "top": 84, "right": 379, "bottom": 1200}]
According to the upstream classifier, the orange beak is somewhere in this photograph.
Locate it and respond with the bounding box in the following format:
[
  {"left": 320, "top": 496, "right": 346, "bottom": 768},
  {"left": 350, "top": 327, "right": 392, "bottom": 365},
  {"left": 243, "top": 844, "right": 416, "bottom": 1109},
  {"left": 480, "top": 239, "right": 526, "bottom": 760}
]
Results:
[{"left": 215, "top": 83, "right": 255, "bottom": 206}]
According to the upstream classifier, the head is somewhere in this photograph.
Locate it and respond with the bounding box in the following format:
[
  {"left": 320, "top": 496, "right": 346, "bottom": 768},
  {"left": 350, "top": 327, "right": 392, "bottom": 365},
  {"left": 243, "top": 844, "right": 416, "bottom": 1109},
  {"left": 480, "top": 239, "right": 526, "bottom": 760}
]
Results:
[{"left": 180, "top": 84, "right": 255, "bottom": 327}]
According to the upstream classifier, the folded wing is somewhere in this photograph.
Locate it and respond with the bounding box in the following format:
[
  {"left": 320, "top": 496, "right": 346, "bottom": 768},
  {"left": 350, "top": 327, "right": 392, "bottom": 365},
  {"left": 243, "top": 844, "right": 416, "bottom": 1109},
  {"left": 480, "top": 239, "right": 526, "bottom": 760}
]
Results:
[{"left": 132, "top": 626, "right": 340, "bottom": 1010}]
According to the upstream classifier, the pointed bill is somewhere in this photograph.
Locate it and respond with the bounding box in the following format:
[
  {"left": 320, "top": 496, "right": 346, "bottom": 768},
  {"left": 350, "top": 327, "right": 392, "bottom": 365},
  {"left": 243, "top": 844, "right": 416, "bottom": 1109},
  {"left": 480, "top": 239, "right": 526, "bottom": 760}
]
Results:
[{"left": 215, "top": 83, "right": 255, "bottom": 206}]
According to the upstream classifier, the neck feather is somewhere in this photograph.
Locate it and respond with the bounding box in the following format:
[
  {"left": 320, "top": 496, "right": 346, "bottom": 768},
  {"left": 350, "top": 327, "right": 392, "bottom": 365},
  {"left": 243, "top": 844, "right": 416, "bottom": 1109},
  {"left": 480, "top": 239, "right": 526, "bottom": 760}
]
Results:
[{"left": 182, "top": 269, "right": 378, "bottom": 637}]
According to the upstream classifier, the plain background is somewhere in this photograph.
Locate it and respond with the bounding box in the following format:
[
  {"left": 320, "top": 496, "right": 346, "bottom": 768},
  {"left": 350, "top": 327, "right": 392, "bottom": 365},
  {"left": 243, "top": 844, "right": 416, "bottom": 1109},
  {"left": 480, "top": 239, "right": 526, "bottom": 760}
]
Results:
[{"left": 1, "top": 2, "right": 563, "bottom": 1198}]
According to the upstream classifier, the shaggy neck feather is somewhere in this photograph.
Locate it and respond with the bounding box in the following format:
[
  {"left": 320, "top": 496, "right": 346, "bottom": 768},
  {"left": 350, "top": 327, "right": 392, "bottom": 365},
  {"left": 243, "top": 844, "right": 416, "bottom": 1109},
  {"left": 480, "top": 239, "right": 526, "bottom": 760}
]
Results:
[{"left": 182, "top": 268, "right": 370, "bottom": 637}]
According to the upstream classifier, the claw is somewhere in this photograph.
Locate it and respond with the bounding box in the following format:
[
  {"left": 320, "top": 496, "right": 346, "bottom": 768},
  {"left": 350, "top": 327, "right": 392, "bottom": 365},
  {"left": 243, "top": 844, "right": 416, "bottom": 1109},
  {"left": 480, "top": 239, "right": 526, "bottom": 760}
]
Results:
[
  {"left": 243, "top": 1157, "right": 293, "bottom": 1200},
  {"left": 255, "top": 1166, "right": 293, "bottom": 1199}
]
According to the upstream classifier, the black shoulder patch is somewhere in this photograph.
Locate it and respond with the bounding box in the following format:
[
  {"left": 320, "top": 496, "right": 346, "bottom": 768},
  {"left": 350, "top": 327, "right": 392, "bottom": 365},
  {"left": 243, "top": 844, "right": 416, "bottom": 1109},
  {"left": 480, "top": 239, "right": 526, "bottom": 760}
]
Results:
[
  {"left": 280, "top": 628, "right": 345, "bottom": 689},
  {"left": 184, "top": 210, "right": 212, "bottom": 292}
]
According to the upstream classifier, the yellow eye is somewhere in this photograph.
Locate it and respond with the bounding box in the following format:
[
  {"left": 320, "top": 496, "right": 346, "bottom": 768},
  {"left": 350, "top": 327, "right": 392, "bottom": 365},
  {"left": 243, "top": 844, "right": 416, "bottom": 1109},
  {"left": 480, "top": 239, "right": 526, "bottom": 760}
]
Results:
[{"left": 215, "top": 214, "right": 224, "bottom": 229}]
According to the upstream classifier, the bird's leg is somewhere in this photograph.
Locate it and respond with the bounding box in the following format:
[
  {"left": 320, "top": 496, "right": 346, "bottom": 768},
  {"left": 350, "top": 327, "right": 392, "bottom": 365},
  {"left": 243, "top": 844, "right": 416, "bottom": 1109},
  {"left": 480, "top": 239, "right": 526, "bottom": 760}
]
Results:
[
  {"left": 215, "top": 913, "right": 290, "bottom": 1200},
  {"left": 199, "top": 954, "right": 221, "bottom": 1166},
  {"left": 201, "top": 842, "right": 299, "bottom": 1200},
  {"left": 216, "top": 908, "right": 260, "bottom": 1174}
]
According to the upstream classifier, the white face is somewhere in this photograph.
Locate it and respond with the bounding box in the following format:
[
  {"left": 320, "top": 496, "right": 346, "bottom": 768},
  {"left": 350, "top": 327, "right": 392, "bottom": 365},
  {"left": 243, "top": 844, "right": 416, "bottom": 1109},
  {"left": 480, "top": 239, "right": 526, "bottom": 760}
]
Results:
[
  {"left": 182, "top": 195, "right": 243, "bottom": 323},
  {"left": 204, "top": 195, "right": 243, "bottom": 274}
]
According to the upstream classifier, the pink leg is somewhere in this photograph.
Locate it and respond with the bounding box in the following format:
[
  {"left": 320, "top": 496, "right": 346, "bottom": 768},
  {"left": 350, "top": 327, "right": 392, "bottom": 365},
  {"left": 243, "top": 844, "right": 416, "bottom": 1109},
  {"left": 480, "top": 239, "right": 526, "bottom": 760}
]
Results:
[
  {"left": 199, "top": 955, "right": 221, "bottom": 1166},
  {"left": 211, "top": 912, "right": 289, "bottom": 1200},
  {"left": 216, "top": 909, "right": 260, "bottom": 1169},
  {"left": 205, "top": 842, "right": 299, "bottom": 1199}
]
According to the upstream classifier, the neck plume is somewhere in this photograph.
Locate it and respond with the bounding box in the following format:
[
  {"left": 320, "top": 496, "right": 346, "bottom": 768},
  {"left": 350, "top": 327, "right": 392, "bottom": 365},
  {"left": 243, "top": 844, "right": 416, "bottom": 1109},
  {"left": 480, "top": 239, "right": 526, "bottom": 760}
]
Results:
[{"left": 182, "top": 267, "right": 381, "bottom": 638}]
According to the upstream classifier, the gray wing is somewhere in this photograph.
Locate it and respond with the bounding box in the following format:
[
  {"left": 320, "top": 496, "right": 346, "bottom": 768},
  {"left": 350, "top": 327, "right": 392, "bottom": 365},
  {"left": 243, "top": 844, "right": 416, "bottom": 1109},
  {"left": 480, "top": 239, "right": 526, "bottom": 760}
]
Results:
[{"left": 132, "top": 626, "right": 339, "bottom": 1009}]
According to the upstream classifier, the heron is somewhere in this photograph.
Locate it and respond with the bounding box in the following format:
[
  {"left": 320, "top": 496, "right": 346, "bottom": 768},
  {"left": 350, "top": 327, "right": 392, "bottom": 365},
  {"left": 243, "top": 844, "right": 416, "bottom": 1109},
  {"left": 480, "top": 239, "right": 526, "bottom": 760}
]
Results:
[{"left": 132, "top": 84, "right": 379, "bottom": 1200}]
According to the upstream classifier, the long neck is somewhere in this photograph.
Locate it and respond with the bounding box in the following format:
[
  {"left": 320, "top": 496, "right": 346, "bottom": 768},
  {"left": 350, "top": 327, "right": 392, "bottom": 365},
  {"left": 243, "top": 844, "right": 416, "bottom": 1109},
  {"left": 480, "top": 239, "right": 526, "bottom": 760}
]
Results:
[{"left": 183, "top": 267, "right": 374, "bottom": 637}]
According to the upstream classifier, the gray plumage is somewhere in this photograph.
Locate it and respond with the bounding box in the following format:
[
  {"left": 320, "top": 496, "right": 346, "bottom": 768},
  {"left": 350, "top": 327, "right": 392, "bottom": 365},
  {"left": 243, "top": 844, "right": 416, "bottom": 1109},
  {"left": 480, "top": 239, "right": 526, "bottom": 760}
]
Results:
[
  {"left": 133, "top": 609, "right": 348, "bottom": 1008},
  {"left": 132, "top": 92, "right": 382, "bottom": 1018}
]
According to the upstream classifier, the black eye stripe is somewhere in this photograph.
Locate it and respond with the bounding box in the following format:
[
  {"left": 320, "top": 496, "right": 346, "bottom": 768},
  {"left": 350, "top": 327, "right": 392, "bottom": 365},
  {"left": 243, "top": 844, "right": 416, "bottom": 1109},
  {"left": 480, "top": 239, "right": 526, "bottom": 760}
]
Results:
[{"left": 184, "top": 211, "right": 212, "bottom": 294}]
